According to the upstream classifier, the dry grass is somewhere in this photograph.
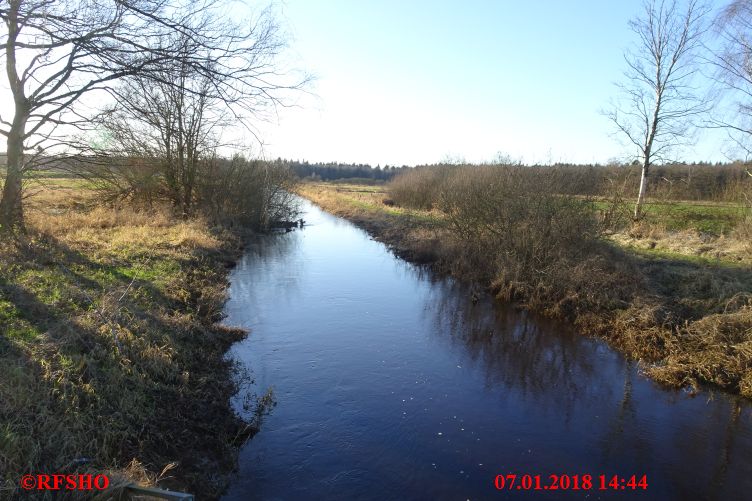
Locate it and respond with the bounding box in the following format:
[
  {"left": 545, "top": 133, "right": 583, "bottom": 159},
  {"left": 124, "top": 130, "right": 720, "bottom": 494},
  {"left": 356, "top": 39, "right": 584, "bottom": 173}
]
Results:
[
  {"left": 610, "top": 226, "right": 752, "bottom": 265},
  {"left": 645, "top": 298, "right": 752, "bottom": 394},
  {"left": 0, "top": 185, "right": 255, "bottom": 499},
  {"left": 735, "top": 215, "right": 752, "bottom": 253},
  {"left": 302, "top": 180, "right": 752, "bottom": 399}
]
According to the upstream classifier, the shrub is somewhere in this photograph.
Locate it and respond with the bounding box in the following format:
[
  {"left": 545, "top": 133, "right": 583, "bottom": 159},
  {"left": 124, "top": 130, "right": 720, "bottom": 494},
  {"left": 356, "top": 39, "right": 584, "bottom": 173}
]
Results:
[
  {"left": 198, "top": 155, "right": 299, "bottom": 229},
  {"left": 388, "top": 165, "right": 455, "bottom": 209},
  {"left": 74, "top": 154, "right": 299, "bottom": 231},
  {"left": 437, "top": 166, "right": 599, "bottom": 281}
]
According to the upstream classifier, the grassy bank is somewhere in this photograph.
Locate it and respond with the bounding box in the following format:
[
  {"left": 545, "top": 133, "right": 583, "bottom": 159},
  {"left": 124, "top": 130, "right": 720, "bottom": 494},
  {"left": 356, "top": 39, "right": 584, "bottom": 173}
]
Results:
[
  {"left": 298, "top": 183, "right": 447, "bottom": 263},
  {"left": 299, "top": 180, "right": 752, "bottom": 399},
  {"left": 0, "top": 181, "right": 255, "bottom": 499}
]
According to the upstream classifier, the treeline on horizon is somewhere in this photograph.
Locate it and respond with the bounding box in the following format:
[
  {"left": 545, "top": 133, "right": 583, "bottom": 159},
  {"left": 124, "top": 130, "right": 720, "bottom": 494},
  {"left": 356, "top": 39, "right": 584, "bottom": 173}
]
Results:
[
  {"left": 271, "top": 159, "right": 410, "bottom": 182},
  {"left": 275, "top": 157, "right": 751, "bottom": 203}
]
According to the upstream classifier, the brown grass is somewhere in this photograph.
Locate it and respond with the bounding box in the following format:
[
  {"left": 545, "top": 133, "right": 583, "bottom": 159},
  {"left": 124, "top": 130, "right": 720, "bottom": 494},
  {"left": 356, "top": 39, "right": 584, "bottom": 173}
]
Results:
[
  {"left": 735, "top": 215, "right": 752, "bottom": 253},
  {"left": 610, "top": 226, "right": 752, "bottom": 264},
  {"left": 0, "top": 185, "right": 255, "bottom": 499}
]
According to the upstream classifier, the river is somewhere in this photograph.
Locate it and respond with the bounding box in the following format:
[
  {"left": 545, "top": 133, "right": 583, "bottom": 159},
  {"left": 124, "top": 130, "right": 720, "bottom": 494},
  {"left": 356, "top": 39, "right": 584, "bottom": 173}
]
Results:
[{"left": 222, "top": 199, "right": 752, "bottom": 500}]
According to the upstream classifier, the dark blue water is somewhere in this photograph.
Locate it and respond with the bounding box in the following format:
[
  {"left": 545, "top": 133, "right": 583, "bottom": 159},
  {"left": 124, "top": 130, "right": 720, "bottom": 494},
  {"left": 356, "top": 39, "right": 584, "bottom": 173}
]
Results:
[{"left": 222, "top": 200, "right": 752, "bottom": 500}]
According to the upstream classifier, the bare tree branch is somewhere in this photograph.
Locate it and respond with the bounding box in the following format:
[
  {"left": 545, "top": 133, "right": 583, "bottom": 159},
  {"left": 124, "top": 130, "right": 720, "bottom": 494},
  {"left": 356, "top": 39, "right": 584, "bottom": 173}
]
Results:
[{"left": 0, "top": 0, "right": 309, "bottom": 231}]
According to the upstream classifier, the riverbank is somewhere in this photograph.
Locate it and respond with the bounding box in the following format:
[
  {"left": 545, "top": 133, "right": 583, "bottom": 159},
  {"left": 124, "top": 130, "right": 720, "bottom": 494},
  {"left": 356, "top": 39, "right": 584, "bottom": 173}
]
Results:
[
  {"left": 299, "top": 182, "right": 752, "bottom": 399},
  {"left": 0, "top": 182, "right": 253, "bottom": 499}
]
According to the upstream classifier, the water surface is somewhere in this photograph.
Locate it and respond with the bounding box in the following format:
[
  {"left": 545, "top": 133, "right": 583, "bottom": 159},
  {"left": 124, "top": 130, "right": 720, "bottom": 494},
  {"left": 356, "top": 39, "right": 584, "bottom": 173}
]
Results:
[{"left": 223, "top": 200, "right": 752, "bottom": 500}]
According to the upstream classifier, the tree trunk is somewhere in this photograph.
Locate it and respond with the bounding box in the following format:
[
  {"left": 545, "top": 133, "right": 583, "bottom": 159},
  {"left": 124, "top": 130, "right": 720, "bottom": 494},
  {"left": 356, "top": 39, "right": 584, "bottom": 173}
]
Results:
[
  {"left": 636, "top": 101, "right": 658, "bottom": 220},
  {"left": 0, "top": 126, "right": 26, "bottom": 232},
  {"left": 1, "top": 1, "right": 26, "bottom": 232},
  {"left": 634, "top": 160, "right": 649, "bottom": 220}
]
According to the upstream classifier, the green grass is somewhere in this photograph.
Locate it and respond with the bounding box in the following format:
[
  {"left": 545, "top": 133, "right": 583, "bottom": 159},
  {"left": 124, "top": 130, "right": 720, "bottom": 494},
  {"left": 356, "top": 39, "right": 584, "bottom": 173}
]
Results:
[
  {"left": 594, "top": 199, "right": 748, "bottom": 235},
  {"left": 644, "top": 202, "right": 746, "bottom": 234},
  {"left": 17, "top": 269, "right": 69, "bottom": 304},
  {"left": 617, "top": 242, "right": 748, "bottom": 268},
  {"left": 0, "top": 299, "right": 41, "bottom": 342}
]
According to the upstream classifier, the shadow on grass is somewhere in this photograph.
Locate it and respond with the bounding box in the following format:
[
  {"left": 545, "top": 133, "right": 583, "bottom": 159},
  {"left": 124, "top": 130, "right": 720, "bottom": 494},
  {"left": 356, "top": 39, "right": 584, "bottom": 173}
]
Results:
[{"left": 0, "top": 231, "right": 253, "bottom": 499}]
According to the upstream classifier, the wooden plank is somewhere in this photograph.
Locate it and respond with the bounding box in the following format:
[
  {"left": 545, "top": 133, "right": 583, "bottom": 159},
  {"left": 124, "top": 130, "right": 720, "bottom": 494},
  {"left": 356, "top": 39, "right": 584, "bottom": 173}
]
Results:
[{"left": 124, "top": 484, "right": 194, "bottom": 500}]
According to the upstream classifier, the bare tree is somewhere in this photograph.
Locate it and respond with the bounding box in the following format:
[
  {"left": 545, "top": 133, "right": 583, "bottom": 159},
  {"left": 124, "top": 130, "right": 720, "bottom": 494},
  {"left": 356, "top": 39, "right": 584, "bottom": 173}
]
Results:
[
  {"left": 712, "top": 1, "right": 752, "bottom": 158},
  {"left": 85, "top": 33, "right": 301, "bottom": 226},
  {"left": 606, "top": 0, "right": 709, "bottom": 219},
  {"left": 96, "top": 41, "right": 223, "bottom": 217},
  {"left": 0, "top": 0, "right": 306, "bottom": 231}
]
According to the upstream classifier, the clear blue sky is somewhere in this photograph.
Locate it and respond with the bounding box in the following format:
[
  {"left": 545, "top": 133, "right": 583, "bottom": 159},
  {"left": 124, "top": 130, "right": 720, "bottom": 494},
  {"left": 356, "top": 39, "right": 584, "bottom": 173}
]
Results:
[{"left": 254, "top": 0, "right": 729, "bottom": 166}]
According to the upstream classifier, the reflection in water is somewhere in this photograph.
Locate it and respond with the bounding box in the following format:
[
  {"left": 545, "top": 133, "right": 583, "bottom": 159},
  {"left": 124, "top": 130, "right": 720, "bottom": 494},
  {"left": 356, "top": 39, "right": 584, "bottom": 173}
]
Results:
[
  {"left": 422, "top": 281, "right": 600, "bottom": 404},
  {"left": 223, "top": 199, "right": 752, "bottom": 501}
]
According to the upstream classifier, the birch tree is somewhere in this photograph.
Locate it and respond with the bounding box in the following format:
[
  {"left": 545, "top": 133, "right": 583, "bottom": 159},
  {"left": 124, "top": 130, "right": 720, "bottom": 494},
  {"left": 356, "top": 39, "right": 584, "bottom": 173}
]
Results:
[{"left": 607, "top": 0, "right": 709, "bottom": 219}]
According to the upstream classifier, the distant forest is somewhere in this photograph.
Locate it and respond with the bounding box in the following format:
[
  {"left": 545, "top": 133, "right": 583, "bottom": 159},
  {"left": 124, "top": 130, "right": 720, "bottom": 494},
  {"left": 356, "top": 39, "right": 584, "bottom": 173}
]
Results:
[
  {"left": 272, "top": 159, "right": 410, "bottom": 182},
  {"left": 273, "top": 158, "right": 751, "bottom": 195}
]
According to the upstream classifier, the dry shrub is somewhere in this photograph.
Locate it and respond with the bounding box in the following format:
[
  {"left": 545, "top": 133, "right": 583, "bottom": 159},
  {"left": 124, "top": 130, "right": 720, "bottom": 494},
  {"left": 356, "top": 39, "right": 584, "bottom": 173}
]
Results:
[
  {"left": 388, "top": 165, "right": 455, "bottom": 209},
  {"left": 75, "top": 154, "right": 299, "bottom": 230},
  {"left": 388, "top": 164, "right": 622, "bottom": 311},
  {"left": 389, "top": 161, "right": 752, "bottom": 204},
  {"left": 398, "top": 165, "right": 636, "bottom": 323},
  {"left": 438, "top": 165, "right": 599, "bottom": 285},
  {"left": 723, "top": 173, "right": 752, "bottom": 205},
  {"left": 198, "top": 156, "right": 300, "bottom": 229}
]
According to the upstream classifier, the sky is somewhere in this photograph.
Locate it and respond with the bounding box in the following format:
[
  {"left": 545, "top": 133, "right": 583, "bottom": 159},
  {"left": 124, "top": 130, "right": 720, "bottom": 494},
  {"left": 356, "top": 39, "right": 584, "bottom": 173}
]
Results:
[
  {"left": 0, "top": 0, "right": 735, "bottom": 166},
  {"left": 249, "top": 0, "right": 732, "bottom": 166}
]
